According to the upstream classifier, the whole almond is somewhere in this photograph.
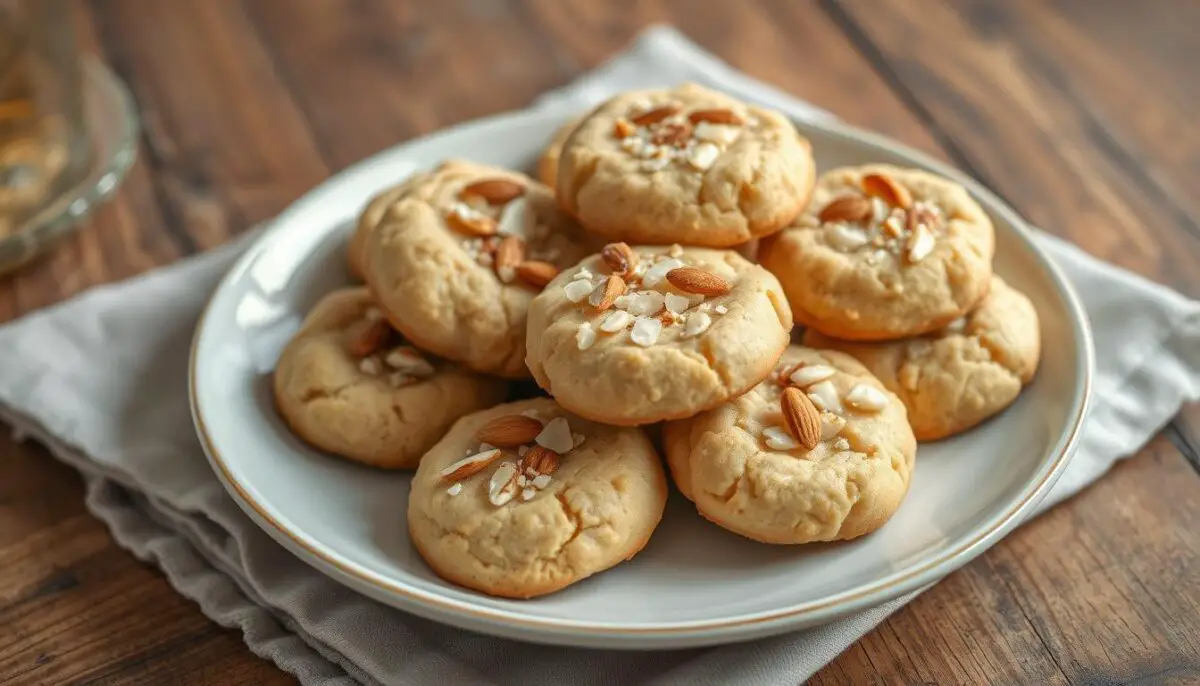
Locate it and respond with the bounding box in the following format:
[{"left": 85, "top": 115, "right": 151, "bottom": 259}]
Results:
[
  {"left": 348, "top": 320, "right": 393, "bottom": 358},
  {"left": 477, "top": 415, "right": 544, "bottom": 447},
  {"left": 516, "top": 260, "right": 559, "bottom": 288},
  {"left": 493, "top": 236, "right": 525, "bottom": 283},
  {"left": 521, "top": 445, "right": 560, "bottom": 476},
  {"left": 861, "top": 173, "right": 913, "bottom": 210},
  {"left": 612, "top": 119, "right": 635, "bottom": 138},
  {"left": 439, "top": 448, "right": 502, "bottom": 482},
  {"left": 592, "top": 274, "right": 626, "bottom": 311},
  {"left": 447, "top": 210, "right": 497, "bottom": 237},
  {"left": 631, "top": 105, "right": 680, "bottom": 126},
  {"left": 665, "top": 267, "right": 731, "bottom": 296},
  {"left": 781, "top": 387, "right": 821, "bottom": 451},
  {"left": 461, "top": 178, "right": 525, "bottom": 205},
  {"left": 601, "top": 242, "right": 638, "bottom": 276},
  {"left": 687, "top": 108, "right": 745, "bottom": 126},
  {"left": 817, "top": 195, "right": 872, "bottom": 224}
]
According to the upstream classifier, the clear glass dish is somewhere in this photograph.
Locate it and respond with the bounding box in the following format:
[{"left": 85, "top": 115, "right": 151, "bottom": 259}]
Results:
[{"left": 0, "top": 57, "right": 138, "bottom": 275}]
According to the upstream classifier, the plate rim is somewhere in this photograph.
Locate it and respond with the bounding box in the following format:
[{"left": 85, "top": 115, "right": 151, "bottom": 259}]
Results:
[{"left": 189, "top": 105, "right": 1095, "bottom": 647}]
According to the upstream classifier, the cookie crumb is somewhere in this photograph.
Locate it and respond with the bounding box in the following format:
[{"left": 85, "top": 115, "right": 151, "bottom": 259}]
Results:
[{"left": 714, "top": 304, "right": 729, "bottom": 315}]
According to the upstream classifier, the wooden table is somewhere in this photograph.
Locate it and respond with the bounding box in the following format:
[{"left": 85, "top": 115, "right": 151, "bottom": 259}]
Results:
[{"left": 2, "top": 1, "right": 1197, "bottom": 683}]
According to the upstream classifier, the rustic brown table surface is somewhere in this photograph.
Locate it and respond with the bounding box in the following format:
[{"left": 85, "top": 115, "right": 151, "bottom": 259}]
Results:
[{"left": 2, "top": 1, "right": 1198, "bottom": 684}]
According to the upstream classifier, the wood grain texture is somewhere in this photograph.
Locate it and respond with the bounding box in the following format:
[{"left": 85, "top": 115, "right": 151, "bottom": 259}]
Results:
[{"left": 0, "top": 1, "right": 1195, "bottom": 684}]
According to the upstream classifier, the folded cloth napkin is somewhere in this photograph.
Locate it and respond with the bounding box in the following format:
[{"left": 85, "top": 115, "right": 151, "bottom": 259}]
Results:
[{"left": 1, "top": 27, "right": 1197, "bottom": 686}]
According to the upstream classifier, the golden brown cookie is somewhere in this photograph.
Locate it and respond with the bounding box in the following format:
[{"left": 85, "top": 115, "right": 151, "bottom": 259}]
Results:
[
  {"left": 556, "top": 83, "right": 815, "bottom": 247},
  {"left": 408, "top": 397, "right": 667, "bottom": 598},
  {"left": 663, "top": 346, "right": 916, "bottom": 544},
  {"left": 760, "top": 164, "right": 994, "bottom": 340},
  {"left": 273, "top": 288, "right": 508, "bottom": 468},
  {"left": 361, "top": 160, "right": 593, "bottom": 378},
  {"left": 525, "top": 244, "right": 792, "bottom": 425},
  {"left": 804, "top": 276, "right": 1039, "bottom": 440}
]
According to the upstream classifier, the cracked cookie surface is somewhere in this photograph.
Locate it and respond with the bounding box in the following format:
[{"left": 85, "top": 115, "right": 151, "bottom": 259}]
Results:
[
  {"left": 663, "top": 346, "right": 916, "bottom": 544},
  {"left": 408, "top": 397, "right": 667, "bottom": 598},
  {"left": 556, "top": 82, "right": 815, "bottom": 247},
  {"left": 760, "top": 164, "right": 994, "bottom": 340},
  {"left": 272, "top": 288, "right": 508, "bottom": 468},
  {"left": 804, "top": 276, "right": 1039, "bottom": 440},
  {"left": 525, "top": 245, "right": 792, "bottom": 425},
  {"left": 361, "top": 160, "right": 593, "bottom": 377}
]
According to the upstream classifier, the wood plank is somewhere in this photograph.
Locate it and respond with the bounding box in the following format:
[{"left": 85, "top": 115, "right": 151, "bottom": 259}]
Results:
[
  {"left": 85, "top": 0, "right": 331, "bottom": 252},
  {"left": 0, "top": 439, "right": 290, "bottom": 685},
  {"left": 242, "top": 0, "right": 943, "bottom": 171},
  {"left": 815, "top": 435, "right": 1200, "bottom": 685},
  {"left": 830, "top": 0, "right": 1200, "bottom": 296}
]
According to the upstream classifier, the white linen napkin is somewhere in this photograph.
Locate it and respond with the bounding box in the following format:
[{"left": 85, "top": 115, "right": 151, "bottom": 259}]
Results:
[{"left": 1, "top": 27, "right": 1197, "bottom": 686}]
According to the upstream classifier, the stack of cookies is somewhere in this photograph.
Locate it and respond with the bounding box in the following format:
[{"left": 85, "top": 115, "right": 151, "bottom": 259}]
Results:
[{"left": 272, "top": 83, "right": 1040, "bottom": 599}]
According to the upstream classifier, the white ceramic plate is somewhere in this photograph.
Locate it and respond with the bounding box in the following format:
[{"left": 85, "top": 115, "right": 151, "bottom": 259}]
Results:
[{"left": 190, "top": 107, "right": 1093, "bottom": 649}]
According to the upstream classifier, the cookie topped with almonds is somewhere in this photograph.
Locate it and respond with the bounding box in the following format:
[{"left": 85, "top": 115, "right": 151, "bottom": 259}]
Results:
[
  {"left": 360, "top": 160, "right": 593, "bottom": 377},
  {"left": 525, "top": 244, "right": 793, "bottom": 425},
  {"left": 556, "top": 83, "right": 815, "bottom": 247},
  {"left": 663, "top": 345, "right": 916, "bottom": 544},
  {"left": 761, "top": 164, "right": 994, "bottom": 340},
  {"left": 272, "top": 288, "right": 508, "bottom": 469},
  {"left": 407, "top": 397, "right": 667, "bottom": 598}
]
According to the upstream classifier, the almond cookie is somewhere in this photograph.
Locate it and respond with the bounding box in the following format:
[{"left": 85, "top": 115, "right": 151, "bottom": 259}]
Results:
[
  {"left": 536, "top": 116, "right": 582, "bottom": 187},
  {"left": 273, "top": 288, "right": 508, "bottom": 469},
  {"left": 525, "top": 245, "right": 792, "bottom": 425},
  {"left": 663, "top": 346, "right": 916, "bottom": 544},
  {"left": 760, "top": 164, "right": 994, "bottom": 340},
  {"left": 408, "top": 397, "right": 667, "bottom": 598},
  {"left": 361, "top": 160, "right": 593, "bottom": 378},
  {"left": 804, "top": 276, "right": 1039, "bottom": 440},
  {"left": 556, "top": 83, "right": 815, "bottom": 247}
]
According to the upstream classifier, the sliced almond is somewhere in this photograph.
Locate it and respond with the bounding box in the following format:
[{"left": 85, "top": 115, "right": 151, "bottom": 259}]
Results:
[
  {"left": 517, "top": 260, "right": 559, "bottom": 288},
  {"left": 447, "top": 207, "right": 497, "bottom": 236},
  {"left": 782, "top": 387, "right": 821, "bottom": 451},
  {"left": 601, "top": 242, "right": 638, "bottom": 276},
  {"left": 348, "top": 320, "right": 393, "bottom": 358},
  {"left": 687, "top": 108, "right": 744, "bottom": 126},
  {"left": 477, "top": 414, "right": 544, "bottom": 447},
  {"left": 440, "top": 448, "right": 502, "bottom": 482},
  {"left": 488, "top": 461, "right": 519, "bottom": 506},
  {"left": 861, "top": 173, "right": 913, "bottom": 210},
  {"left": 461, "top": 178, "right": 525, "bottom": 205},
  {"left": 521, "top": 445, "right": 560, "bottom": 477},
  {"left": 493, "top": 236, "right": 524, "bottom": 283},
  {"left": 666, "top": 267, "right": 732, "bottom": 296},
  {"left": 612, "top": 119, "right": 635, "bottom": 138},
  {"left": 845, "top": 383, "right": 889, "bottom": 412},
  {"left": 788, "top": 364, "right": 836, "bottom": 388},
  {"left": 589, "top": 274, "right": 626, "bottom": 311},
  {"left": 906, "top": 223, "right": 935, "bottom": 263},
  {"left": 817, "top": 195, "right": 873, "bottom": 224},
  {"left": 535, "top": 417, "right": 575, "bottom": 454},
  {"left": 631, "top": 104, "right": 680, "bottom": 126},
  {"left": 763, "top": 425, "right": 801, "bottom": 451}
]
